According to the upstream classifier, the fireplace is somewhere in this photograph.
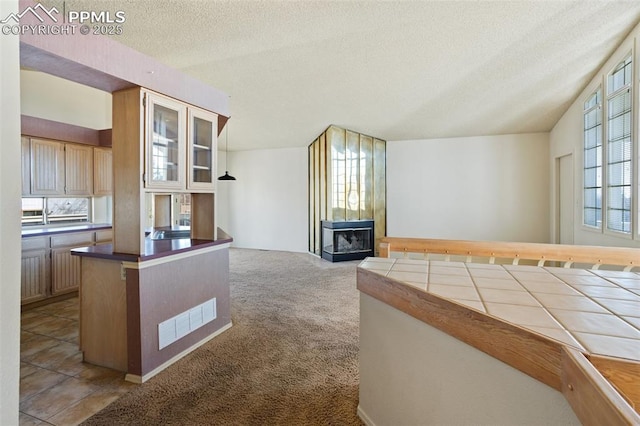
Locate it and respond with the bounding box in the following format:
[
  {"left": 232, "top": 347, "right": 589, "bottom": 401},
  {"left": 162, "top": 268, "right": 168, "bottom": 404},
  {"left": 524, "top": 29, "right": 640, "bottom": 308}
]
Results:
[{"left": 321, "top": 220, "right": 374, "bottom": 262}]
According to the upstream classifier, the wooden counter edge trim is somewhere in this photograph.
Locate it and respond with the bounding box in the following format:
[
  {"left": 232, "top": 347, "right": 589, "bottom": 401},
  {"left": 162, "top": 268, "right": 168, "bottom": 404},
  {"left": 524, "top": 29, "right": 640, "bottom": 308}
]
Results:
[
  {"left": 356, "top": 267, "right": 563, "bottom": 390},
  {"left": 588, "top": 354, "right": 640, "bottom": 412},
  {"left": 122, "top": 242, "right": 231, "bottom": 270},
  {"left": 561, "top": 348, "right": 640, "bottom": 425},
  {"left": 379, "top": 237, "right": 640, "bottom": 267}
]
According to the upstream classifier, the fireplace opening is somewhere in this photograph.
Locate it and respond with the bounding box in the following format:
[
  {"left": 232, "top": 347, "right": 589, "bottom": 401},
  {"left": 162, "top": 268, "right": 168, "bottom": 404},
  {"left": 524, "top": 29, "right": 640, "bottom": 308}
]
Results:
[{"left": 321, "top": 220, "right": 374, "bottom": 262}]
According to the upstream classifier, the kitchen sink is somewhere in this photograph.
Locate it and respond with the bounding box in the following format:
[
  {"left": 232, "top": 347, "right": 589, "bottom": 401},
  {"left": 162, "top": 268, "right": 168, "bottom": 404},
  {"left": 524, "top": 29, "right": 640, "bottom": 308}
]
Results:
[{"left": 150, "top": 229, "right": 191, "bottom": 240}]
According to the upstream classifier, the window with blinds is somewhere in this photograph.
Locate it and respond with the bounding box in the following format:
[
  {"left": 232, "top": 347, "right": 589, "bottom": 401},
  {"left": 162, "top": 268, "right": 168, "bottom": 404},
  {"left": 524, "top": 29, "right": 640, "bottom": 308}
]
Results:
[
  {"left": 606, "top": 55, "right": 632, "bottom": 234},
  {"left": 583, "top": 88, "right": 602, "bottom": 228}
]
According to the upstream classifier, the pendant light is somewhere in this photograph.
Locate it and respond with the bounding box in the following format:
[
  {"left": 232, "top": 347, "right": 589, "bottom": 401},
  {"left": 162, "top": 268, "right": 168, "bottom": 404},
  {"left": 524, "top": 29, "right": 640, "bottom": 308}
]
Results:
[{"left": 218, "top": 118, "right": 236, "bottom": 181}]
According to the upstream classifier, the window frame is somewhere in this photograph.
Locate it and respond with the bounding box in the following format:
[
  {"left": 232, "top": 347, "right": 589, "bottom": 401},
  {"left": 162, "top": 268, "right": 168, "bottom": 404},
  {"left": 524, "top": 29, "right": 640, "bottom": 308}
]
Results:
[
  {"left": 604, "top": 53, "right": 634, "bottom": 237},
  {"left": 581, "top": 51, "right": 636, "bottom": 239},
  {"left": 582, "top": 86, "right": 603, "bottom": 230}
]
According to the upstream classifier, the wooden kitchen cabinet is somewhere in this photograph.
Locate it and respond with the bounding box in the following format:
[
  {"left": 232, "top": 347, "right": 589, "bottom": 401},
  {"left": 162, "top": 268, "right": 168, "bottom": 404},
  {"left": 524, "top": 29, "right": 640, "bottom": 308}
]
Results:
[
  {"left": 50, "top": 231, "right": 94, "bottom": 295},
  {"left": 93, "top": 147, "right": 113, "bottom": 195},
  {"left": 21, "top": 229, "right": 112, "bottom": 305},
  {"left": 145, "top": 92, "right": 186, "bottom": 190},
  {"left": 29, "top": 138, "right": 65, "bottom": 195},
  {"left": 21, "top": 237, "right": 49, "bottom": 304},
  {"left": 65, "top": 144, "right": 94, "bottom": 195},
  {"left": 188, "top": 108, "right": 218, "bottom": 190},
  {"left": 112, "top": 87, "right": 219, "bottom": 255},
  {"left": 23, "top": 137, "right": 96, "bottom": 196},
  {"left": 144, "top": 90, "right": 217, "bottom": 192}
]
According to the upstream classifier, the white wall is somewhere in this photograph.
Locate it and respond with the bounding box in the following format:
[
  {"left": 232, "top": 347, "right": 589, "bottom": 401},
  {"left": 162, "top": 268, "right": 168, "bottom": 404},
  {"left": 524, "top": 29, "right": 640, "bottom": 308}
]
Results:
[
  {"left": 216, "top": 150, "right": 231, "bottom": 234},
  {"left": 387, "top": 133, "right": 550, "bottom": 242},
  {"left": 20, "top": 69, "right": 112, "bottom": 130},
  {"left": 226, "top": 147, "right": 308, "bottom": 252},
  {"left": 550, "top": 20, "right": 640, "bottom": 248},
  {"left": 359, "top": 294, "right": 580, "bottom": 425},
  {"left": 1, "top": 0, "right": 22, "bottom": 423}
]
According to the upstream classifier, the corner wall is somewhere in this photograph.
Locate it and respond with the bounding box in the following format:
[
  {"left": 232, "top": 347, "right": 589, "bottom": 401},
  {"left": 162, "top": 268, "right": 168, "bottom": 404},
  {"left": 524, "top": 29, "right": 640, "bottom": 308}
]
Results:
[
  {"left": 227, "top": 147, "right": 308, "bottom": 252},
  {"left": 550, "top": 20, "right": 640, "bottom": 248},
  {"left": 20, "top": 70, "right": 112, "bottom": 130},
  {"left": 387, "top": 133, "right": 550, "bottom": 242},
  {"left": 0, "top": 0, "right": 22, "bottom": 422}
]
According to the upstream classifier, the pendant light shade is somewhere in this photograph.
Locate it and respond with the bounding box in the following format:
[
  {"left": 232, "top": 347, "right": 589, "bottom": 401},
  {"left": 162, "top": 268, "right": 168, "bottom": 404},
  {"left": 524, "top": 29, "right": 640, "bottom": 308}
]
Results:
[
  {"left": 218, "top": 171, "right": 236, "bottom": 181},
  {"left": 218, "top": 118, "right": 236, "bottom": 181}
]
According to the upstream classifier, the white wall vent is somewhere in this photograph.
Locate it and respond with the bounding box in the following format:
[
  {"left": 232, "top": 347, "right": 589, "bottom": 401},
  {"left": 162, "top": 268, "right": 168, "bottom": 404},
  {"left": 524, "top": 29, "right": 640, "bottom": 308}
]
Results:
[{"left": 158, "top": 298, "right": 217, "bottom": 350}]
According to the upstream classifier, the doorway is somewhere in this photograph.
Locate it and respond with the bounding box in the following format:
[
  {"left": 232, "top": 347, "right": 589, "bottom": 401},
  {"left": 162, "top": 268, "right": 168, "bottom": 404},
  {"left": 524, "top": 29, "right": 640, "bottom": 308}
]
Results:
[{"left": 556, "top": 154, "right": 574, "bottom": 244}]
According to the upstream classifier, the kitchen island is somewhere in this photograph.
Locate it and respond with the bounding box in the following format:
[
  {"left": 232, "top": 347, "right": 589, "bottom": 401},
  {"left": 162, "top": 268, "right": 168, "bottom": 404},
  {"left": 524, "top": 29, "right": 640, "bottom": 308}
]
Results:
[
  {"left": 357, "top": 238, "right": 640, "bottom": 425},
  {"left": 72, "top": 229, "right": 233, "bottom": 383}
]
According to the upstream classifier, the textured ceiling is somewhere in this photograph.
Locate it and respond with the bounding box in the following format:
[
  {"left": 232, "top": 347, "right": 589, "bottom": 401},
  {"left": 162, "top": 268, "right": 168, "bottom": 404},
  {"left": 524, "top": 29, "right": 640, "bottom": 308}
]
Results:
[{"left": 49, "top": 1, "right": 640, "bottom": 150}]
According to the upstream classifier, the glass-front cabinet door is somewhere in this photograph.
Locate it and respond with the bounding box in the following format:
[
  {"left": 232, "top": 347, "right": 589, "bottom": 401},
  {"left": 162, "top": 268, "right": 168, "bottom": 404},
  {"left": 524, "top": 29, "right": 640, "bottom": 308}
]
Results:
[
  {"left": 188, "top": 108, "right": 218, "bottom": 191},
  {"left": 146, "top": 92, "right": 186, "bottom": 190}
]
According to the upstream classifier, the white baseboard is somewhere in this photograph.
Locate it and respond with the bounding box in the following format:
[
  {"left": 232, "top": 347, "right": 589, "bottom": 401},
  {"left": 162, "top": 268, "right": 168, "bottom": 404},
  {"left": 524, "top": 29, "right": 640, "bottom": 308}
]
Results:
[
  {"left": 357, "top": 404, "right": 376, "bottom": 426},
  {"left": 125, "top": 321, "right": 233, "bottom": 384}
]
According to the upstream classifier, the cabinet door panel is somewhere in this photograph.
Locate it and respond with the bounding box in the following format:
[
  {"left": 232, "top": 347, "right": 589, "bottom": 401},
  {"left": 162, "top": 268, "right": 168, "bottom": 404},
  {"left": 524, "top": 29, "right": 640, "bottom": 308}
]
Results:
[
  {"left": 146, "top": 92, "right": 186, "bottom": 190},
  {"left": 187, "top": 108, "right": 217, "bottom": 191},
  {"left": 21, "top": 249, "right": 48, "bottom": 304},
  {"left": 93, "top": 147, "right": 113, "bottom": 195},
  {"left": 65, "top": 144, "right": 94, "bottom": 195},
  {"left": 51, "top": 232, "right": 94, "bottom": 249},
  {"left": 30, "top": 139, "right": 64, "bottom": 195},
  {"left": 51, "top": 247, "right": 82, "bottom": 294}
]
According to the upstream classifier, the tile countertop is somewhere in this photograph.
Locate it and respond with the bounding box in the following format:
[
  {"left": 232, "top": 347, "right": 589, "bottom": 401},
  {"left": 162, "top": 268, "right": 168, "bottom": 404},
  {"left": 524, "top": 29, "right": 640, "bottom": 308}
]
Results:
[{"left": 358, "top": 257, "right": 640, "bottom": 363}]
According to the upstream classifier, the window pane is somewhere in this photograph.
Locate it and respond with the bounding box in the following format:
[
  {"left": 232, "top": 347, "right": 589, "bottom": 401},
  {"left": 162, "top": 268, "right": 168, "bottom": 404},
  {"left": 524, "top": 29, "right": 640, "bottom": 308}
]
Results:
[
  {"left": 584, "top": 89, "right": 601, "bottom": 110},
  {"left": 608, "top": 56, "right": 632, "bottom": 92},
  {"left": 584, "top": 108, "right": 600, "bottom": 129},
  {"left": 585, "top": 127, "right": 600, "bottom": 149},
  {"left": 608, "top": 138, "right": 632, "bottom": 164},
  {"left": 584, "top": 147, "right": 599, "bottom": 168},
  {"left": 584, "top": 167, "right": 598, "bottom": 188},
  {"left": 608, "top": 161, "right": 632, "bottom": 186},
  {"left": 584, "top": 188, "right": 599, "bottom": 208},
  {"left": 584, "top": 207, "right": 601, "bottom": 227},
  {"left": 46, "top": 198, "right": 89, "bottom": 223},
  {"left": 607, "top": 114, "right": 631, "bottom": 142},
  {"left": 608, "top": 91, "right": 631, "bottom": 119},
  {"left": 22, "top": 198, "right": 44, "bottom": 225}
]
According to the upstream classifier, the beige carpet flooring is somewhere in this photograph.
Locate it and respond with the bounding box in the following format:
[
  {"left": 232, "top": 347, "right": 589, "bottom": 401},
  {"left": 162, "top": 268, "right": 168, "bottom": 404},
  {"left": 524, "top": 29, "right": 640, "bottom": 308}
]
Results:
[{"left": 81, "top": 248, "right": 363, "bottom": 425}]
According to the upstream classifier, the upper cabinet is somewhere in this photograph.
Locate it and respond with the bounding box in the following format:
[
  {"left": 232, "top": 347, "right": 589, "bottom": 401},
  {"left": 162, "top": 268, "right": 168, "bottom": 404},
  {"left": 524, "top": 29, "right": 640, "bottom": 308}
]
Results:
[
  {"left": 22, "top": 137, "right": 102, "bottom": 197},
  {"left": 113, "top": 87, "right": 219, "bottom": 255},
  {"left": 144, "top": 90, "right": 217, "bottom": 192},
  {"left": 29, "top": 138, "right": 65, "bottom": 195},
  {"left": 145, "top": 92, "right": 186, "bottom": 190},
  {"left": 93, "top": 147, "right": 113, "bottom": 196},
  {"left": 64, "top": 144, "right": 94, "bottom": 195},
  {"left": 188, "top": 108, "right": 218, "bottom": 190}
]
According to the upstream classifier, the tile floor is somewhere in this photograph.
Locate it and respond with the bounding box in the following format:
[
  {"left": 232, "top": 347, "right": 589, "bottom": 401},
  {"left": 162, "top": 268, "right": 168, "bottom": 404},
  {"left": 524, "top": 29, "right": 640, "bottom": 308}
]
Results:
[
  {"left": 360, "top": 257, "right": 640, "bottom": 362},
  {"left": 20, "top": 297, "right": 135, "bottom": 425}
]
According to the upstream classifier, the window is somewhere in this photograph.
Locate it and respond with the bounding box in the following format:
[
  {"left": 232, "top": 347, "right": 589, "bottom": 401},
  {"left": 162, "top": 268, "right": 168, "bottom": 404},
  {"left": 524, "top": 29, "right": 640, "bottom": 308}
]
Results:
[
  {"left": 583, "top": 88, "right": 602, "bottom": 228},
  {"left": 21, "top": 197, "right": 90, "bottom": 226},
  {"left": 606, "top": 55, "right": 632, "bottom": 233}
]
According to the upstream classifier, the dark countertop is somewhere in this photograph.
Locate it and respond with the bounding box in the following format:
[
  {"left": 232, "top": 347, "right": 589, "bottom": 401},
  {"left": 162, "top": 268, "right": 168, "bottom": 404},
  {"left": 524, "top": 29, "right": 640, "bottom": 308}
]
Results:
[
  {"left": 22, "top": 223, "right": 112, "bottom": 238},
  {"left": 71, "top": 228, "right": 233, "bottom": 262}
]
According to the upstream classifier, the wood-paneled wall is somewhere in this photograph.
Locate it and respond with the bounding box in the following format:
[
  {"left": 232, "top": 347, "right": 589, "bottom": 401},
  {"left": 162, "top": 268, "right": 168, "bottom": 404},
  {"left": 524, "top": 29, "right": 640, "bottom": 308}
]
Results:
[{"left": 308, "top": 125, "right": 386, "bottom": 255}]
